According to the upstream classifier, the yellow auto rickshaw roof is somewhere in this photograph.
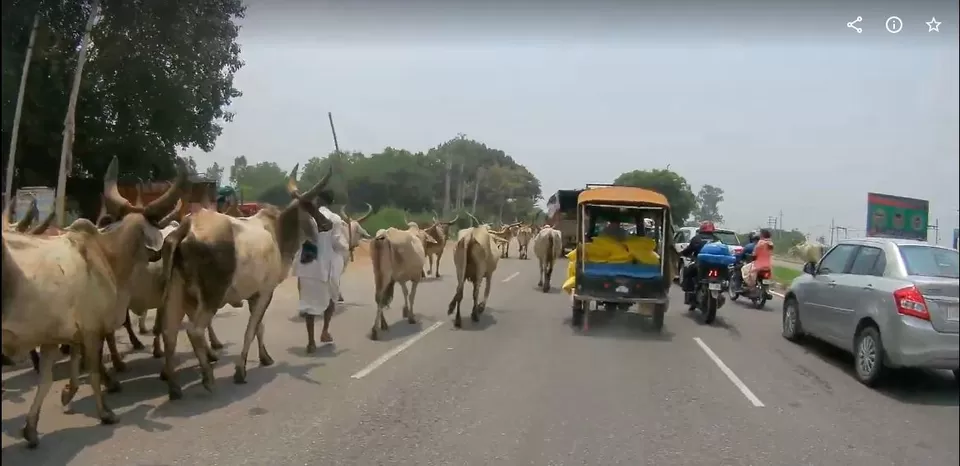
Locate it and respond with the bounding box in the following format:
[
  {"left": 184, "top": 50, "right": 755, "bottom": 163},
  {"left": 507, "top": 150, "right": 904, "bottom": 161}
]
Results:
[{"left": 577, "top": 186, "right": 670, "bottom": 207}]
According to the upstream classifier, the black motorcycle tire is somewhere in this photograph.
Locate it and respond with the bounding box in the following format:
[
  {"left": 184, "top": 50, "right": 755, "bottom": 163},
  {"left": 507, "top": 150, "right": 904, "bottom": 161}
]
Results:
[
  {"left": 703, "top": 294, "right": 718, "bottom": 324},
  {"left": 754, "top": 295, "right": 767, "bottom": 309}
]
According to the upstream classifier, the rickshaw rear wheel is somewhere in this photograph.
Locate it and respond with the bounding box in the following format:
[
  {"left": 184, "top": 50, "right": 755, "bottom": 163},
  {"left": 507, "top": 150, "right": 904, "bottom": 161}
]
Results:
[
  {"left": 651, "top": 304, "right": 666, "bottom": 332},
  {"left": 571, "top": 299, "right": 585, "bottom": 327}
]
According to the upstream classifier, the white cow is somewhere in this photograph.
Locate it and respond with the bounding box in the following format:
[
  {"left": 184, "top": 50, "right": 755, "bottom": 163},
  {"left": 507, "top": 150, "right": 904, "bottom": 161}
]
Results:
[{"left": 533, "top": 226, "right": 562, "bottom": 292}]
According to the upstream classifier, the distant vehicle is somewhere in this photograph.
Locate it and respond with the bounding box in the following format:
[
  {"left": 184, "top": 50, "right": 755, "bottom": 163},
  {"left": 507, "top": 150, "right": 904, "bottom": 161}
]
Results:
[
  {"left": 547, "top": 189, "right": 584, "bottom": 256},
  {"left": 672, "top": 226, "right": 743, "bottom": 279},
  {"left": 781, "top": 237, "right": 959, "bottom": 386}
]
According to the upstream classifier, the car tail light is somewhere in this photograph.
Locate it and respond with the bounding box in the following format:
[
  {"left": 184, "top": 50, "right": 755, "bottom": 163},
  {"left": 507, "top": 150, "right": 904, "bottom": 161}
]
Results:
[
  {"left": 708, "top": 269, "right": 718, "bottom": 278},
  {"left": 732, "top": 246, "right": 743, "bottom": 255},
  {"left": 894, "top": 285, "right": 929, "bottom": 321}
]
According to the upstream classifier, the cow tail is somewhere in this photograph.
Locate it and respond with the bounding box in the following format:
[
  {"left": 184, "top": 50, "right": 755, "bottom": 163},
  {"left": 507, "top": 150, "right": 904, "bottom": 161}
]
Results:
[
  {"left": 371, "top": 234, "right": 395, "bottom": 307},
  {"left": 156, "top": 218, "right": 191, "bottom": 336},
  {"left": 455, "top": 235, "right": 469, "bottom": 285},
  {"left": 546, "top": 231, "right": 556, "bottom": 268}
]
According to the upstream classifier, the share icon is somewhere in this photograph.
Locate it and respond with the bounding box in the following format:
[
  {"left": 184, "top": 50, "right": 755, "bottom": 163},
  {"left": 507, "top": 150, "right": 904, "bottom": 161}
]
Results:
[{"left": 847, "top": 16, "right": 863, "bottom": 33}]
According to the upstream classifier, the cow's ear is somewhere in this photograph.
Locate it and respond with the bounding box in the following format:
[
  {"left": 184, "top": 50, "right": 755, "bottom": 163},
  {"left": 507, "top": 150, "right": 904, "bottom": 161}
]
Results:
[{"left": 142, "top": 224, "right": 164, "bottom": 252}]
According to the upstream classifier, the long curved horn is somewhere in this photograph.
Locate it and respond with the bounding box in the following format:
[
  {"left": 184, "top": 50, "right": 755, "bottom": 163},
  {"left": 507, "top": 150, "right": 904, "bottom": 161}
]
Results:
[
  {"left": 355, "top": 203, "right": 373, "bottom": 223},
  {"left": 156, "top": 199, "right": 184, "bottom": 228},
  {"left": 403, "top": 212, "right": 410, "bottom": 225},
  {"left": 15, "top": 196, "right": 39, "bottom": 232},
  {"left": 301, "top": 163, "right": 333, "bottom": 201},
  {"left": 144, "top": 158, "right": 189, "bottom": 222},
  {"left": 443, "top": 214, "right": 460, "bottom": 225},
  {"left": 133, "top": 179, "right": 144, "bottom": 207},
  {"left": 339, "top": 205, "right": 352, "bottom": 222},
  {"left": 95, "top": 194, "right": 113, "bottom": 228},
  {"left": 30, "top": 209, "right": 57, "bottom": 235},
  {"left": 466, "top": 212, "right": 481, "bottom": 227},
  {"left": 102, "top": 157, "right": 138, "bottom": 218},
  {"left": 286, "top": 163, "right": 302, "bottom": 198},
  {"left": 431, "top": 209, "right": 440, "bottom": 224}
]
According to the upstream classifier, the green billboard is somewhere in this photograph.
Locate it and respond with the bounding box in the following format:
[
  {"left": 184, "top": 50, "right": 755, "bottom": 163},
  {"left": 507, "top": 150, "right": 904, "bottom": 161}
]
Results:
[{"left": 866, "top": 192, "right": 929, "bottom": 241}]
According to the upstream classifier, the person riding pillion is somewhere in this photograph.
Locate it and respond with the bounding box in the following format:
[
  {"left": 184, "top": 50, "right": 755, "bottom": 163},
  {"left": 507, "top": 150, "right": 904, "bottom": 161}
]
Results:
[{"left": 680, "top": 220, "right": 720, "bottom": 291}]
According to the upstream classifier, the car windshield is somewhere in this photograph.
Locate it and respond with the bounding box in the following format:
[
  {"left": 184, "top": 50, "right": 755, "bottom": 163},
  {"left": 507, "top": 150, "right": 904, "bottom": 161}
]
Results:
[
  {"left": 715, "top": 231, "right": 740, "bottom": 246},
  {"left": 898, "top": 245, "right": 959, "bottom": 279}
]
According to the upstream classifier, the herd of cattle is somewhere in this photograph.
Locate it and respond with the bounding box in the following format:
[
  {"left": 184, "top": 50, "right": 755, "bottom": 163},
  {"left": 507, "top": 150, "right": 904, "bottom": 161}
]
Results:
[{"left": 0, "top": 158, "right": 564, "bottom": 449}]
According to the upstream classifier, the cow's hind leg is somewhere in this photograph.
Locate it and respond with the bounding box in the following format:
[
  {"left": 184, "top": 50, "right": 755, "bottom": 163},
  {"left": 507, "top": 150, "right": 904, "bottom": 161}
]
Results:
[
  {"left": 234, "top": 290, "right": 273, "bottom": 384},
  {"left": 404, "top": 281, "right": 419, "bottom": 324},
  {"left": 138, "top": 313, "right": 150, "bottom": 335},
  {"left": 208, "top": 323, "right": 225, "bottom": 351},
  {"left": 249, "top": 291, "right": 275, "bottom": 365},
  {"left": 448, "top": 284, "right": 464, "bottom": 328},
  {"left": 161, "top": 275, "right": 188, "bottom": 400},
  {"left": 98, "top": 336, "right": 123, "bottom": 393},
  {"left": 434, "top": 251, "right": 444, "bottom": 278},
  {"left": 60, "top": 345, "right": 84, "bottom": 409},
  {"left": 479, "top": 274, "right": 494, "bottom": 314},
  {"left": 469, "top": 279, "right": 482, "bottom": 323},
  {"left": 537, "top": 260, "right": 545, "bottom": 288},
  {"left": 22, "top": 344, "right": 60, "bottom": 448},
  {"left": 83, "top": 333, "right": 118, "bottom": 426},
  {"left": 123, "top": 310, "right": 146, "bottom": 350},
  {"left": 104, "top": 332, "right": 127, "bottom": 373},
  {"left": 543, "top": 259, "right": 555, "bottom": 292},
  {"left": 185, "top": 308, "right": 217, "bottom": 392}
]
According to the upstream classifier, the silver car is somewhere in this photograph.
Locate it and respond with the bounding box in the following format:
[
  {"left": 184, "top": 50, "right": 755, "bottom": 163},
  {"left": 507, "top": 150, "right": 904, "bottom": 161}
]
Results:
[{"left": 781, "top": 237, "right": 959, "bottom": 386}]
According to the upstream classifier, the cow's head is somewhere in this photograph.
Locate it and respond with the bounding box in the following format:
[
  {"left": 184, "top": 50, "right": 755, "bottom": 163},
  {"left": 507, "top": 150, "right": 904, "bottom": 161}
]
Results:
[
  {"left": 99, "top": 157, "right": 190, "bottom": 268},
  {"left": 429, "top": 211, "right": 459, "bottom": 242},
  {"left": 284, "top": 163, "right": 335, "bottom": 241}
]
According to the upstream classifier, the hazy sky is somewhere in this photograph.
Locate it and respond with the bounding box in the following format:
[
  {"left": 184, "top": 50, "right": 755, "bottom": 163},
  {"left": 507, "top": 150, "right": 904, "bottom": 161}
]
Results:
[{"left": 186, "top": 1, "right": 959, "bottom": 242}]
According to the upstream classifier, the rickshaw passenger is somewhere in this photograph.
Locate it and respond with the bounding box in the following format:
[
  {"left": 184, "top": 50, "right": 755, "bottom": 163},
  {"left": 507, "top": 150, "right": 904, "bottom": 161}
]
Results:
[{"left": 599, "top": 219, "right": 628, "bottom": 241}]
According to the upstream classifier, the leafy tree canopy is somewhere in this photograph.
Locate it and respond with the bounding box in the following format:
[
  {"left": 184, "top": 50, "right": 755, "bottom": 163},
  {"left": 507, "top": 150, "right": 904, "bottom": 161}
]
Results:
[
  {"left": 1, "top": 0, "right": 245, "bottom": 190},
  {"left": 612, "top": 169, "right": 697, "bottom": 225}
]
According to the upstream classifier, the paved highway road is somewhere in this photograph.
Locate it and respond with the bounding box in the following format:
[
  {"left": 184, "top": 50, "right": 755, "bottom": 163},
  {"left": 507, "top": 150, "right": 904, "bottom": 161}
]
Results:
[{"left": 3, "top": 245, "right": 957, "bottom": 465}]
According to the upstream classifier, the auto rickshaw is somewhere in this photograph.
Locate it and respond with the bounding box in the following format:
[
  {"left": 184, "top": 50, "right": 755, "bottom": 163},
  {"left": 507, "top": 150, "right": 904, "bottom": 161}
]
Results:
[{"left": 569, "top": 187, "right": 677, "bottom": 332}]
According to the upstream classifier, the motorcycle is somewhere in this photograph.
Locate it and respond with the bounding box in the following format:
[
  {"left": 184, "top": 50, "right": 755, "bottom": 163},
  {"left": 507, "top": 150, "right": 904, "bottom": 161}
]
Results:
[
  {"left": 728, "top": 261, "right": 773, "bottom": 309},
  {"left": 683, "top": 257, "right": 729, "bottom": 324}
]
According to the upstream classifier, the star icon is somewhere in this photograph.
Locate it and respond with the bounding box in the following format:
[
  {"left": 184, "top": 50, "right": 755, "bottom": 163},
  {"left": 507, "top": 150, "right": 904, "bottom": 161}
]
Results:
[{"left": 926, "top": 16, "right": 941, "bottom": 32}]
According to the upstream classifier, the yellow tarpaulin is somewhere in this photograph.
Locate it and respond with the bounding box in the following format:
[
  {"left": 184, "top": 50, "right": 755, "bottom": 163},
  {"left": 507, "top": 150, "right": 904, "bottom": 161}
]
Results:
[{"left": 562, "top": 235, "right": 661, "bottom": 294}]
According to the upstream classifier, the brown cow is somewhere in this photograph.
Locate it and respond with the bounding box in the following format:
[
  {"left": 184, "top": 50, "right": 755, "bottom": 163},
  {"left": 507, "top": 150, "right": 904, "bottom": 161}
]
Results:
[
  {"left": 340, "top": 203, "right": 373, "bottom": 262},
  {"left": 419, "top": 211, "right": 459, "bottom": 278},
  {"left": 2, "top": 157, "right": 187, "bottom": 448},
  {"left": 157, "top": 164, "right": 334, "bottom": 399},
  {"left": 447, "top": 213, "right": 501, "bottom": 328},
  {"left": 368, "top": 227, "right": 426, "bottom": 340}
]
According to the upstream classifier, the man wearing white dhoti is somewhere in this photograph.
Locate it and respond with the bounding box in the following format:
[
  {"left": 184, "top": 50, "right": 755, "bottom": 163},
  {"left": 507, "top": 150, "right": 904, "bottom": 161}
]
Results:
[{"left": 294, "top": 189, "right": 348, "bottom": 352}]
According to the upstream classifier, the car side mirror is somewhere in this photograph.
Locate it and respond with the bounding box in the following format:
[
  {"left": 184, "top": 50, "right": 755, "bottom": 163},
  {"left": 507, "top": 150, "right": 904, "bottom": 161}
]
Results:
[{"left": 802, "top": 262, "right": 816, "bottom": 275}]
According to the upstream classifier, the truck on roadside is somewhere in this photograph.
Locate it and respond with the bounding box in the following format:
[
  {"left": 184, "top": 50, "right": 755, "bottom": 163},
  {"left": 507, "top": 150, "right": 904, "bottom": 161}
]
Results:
[{"left": 546, "top": 184, "right": 628, "bottom": 256}]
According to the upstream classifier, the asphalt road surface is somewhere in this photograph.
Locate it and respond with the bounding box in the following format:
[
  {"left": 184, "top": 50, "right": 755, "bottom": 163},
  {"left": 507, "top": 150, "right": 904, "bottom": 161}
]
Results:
[{"left": 3, "top": 243, "right": 958, "bottom": 466}]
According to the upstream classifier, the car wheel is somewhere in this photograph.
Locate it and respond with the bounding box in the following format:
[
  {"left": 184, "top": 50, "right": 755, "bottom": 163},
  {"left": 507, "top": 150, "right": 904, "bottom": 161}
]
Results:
[
  {"left": 782, "top": 298, "right": 803, "bottom": 342},
  {"left": 853, "top": 326, "right": 886, "bottom": 387}
]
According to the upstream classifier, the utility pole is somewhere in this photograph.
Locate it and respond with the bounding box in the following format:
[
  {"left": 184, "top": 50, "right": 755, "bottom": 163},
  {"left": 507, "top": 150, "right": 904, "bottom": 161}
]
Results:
[
  {"left": 778, "top": 210, "right": 784, "bottom": 238},
  {"left": 766, "top": 216, "right": 777, "bottom": 232},
  {"left": 928, "top": 218, "right": 940, "bottom": 245},
  {"left": 4, "top": 12, "right": 41, "bottom": 205},
  {"left": 829, "top": 218, "right": 835, "bottom": 245}
]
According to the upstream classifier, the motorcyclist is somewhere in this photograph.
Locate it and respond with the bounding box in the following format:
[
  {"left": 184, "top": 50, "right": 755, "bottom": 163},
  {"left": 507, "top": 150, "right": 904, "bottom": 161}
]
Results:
[
  {"left": 680, "top": 221, "right": 720, "bottom": 292},
  {"left": 739, "top": 232, "right": 759, "bottom": 262}
]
